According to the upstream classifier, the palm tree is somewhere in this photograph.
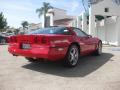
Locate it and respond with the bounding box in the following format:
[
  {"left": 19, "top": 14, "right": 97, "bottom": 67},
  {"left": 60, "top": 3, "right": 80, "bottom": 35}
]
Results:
[
  {"left": 21, "top": 21, "right": 29, "bottom": 29},
  {"left": 0, "top": 12, "right": 7, "bottom": 32},
  {"left": 114, "top": 0, "right": 120, "bottom": 5},
  {"left": 36, "top": 2, "right": 53, "bottom": 27}
]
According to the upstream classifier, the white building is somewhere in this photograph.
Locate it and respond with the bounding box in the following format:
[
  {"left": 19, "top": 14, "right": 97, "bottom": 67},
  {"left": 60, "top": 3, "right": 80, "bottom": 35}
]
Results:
[
  {"left": 28, "top": 23, "right": 42, "bottom": 31},
  {"left": 79, "top": 0, "right": 120, "bottom": 46},
  {"left": 41, "top": 1, "right": 120, "bottom": 46},
  {"left": 89, "top": 0, "right": 120, "bottom": 46},
  {"left": 19, "top": 23, "right": 42, "bottom": 34},
  {"left": 41, "top": 7, "right": 75, "bottom": 27}
]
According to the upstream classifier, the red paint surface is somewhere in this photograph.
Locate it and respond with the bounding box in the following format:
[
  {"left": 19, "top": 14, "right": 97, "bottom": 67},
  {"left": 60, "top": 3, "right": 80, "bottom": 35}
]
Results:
[{"left": 8, "top": 27, "right": 100, "bottom": 61}]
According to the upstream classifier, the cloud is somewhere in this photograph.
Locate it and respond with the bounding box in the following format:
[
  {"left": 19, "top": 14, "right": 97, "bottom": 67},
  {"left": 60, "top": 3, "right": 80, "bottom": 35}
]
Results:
[
  {"left": 71, "top": 1, "right": 80, "bottom": 11},
  {"left": 0, "top": 0, "right": 36, "bottom": 12},
  {"left": 64, "top": 0, "right": 80, "bottom": 13},
  {"left": 4, "top": 4, "right": 34, "bottom": 12},
  {"left": 44, "top": 0, "right": 58, "bottom": 4},
  {"left": 0, "top": 0, "right": 41, "bottom": 28}
]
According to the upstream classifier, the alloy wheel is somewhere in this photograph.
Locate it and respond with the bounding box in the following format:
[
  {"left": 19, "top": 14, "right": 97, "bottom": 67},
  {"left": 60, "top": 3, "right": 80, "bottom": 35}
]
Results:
[{"left": 68, "top": 46, "right": 79, "bottom": 66}]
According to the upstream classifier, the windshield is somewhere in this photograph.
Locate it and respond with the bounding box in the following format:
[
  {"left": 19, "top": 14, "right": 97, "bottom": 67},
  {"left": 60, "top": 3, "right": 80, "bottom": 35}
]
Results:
[{"left": 28, "top": 27, "right": 67, "bottom": 34}]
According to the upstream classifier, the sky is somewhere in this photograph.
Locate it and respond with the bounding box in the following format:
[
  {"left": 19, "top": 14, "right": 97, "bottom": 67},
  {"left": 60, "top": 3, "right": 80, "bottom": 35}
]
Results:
[{"left": 0, "top": 0, "right": 88, "bottom": 28}]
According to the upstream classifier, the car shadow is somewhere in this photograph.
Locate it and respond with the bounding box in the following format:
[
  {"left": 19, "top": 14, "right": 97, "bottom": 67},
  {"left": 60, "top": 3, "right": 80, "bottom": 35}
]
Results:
[{"left": 22, "top": 53, "right": 113, "bottom": 77}]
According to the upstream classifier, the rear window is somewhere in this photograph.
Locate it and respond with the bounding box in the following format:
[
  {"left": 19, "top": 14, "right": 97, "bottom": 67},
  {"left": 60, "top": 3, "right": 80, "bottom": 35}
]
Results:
[{"left": 28, "top": 27, "right": 71, "bottom": 35}]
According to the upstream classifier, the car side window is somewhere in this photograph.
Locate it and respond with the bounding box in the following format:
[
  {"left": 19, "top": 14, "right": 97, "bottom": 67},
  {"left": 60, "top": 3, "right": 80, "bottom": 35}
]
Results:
[
  {"left": 62, "top": 29, "right": 72, "bottom": 35},
  {"left": 73, "top": 28, "right": 87, "bottom": 37},
  {"left": 56, "top": 28, "right": 72, "bottom": 35}
]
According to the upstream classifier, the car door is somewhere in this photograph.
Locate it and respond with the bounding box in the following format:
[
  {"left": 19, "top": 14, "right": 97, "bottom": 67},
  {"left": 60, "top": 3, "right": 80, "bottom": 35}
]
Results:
[{"left": 73, "top": 28, "right": 95, "bottom": 54}]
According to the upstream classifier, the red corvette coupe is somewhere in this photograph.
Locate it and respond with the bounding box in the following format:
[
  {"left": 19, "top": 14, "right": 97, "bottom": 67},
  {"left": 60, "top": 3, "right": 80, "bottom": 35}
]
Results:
[{"left": 8, "top": 26, "right": 102, "bottom": 67}]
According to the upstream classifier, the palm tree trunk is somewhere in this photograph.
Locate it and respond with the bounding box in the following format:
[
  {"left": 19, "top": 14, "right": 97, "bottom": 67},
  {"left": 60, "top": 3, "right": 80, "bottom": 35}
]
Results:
[{"left": 44, "top": 14, "right": 46, "bottom": 27}]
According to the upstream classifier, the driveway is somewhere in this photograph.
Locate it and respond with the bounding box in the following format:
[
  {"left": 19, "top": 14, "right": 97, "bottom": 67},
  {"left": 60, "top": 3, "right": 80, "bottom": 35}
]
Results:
[{"left": 0, "top": 45, "right": 120, "bottom": 90}]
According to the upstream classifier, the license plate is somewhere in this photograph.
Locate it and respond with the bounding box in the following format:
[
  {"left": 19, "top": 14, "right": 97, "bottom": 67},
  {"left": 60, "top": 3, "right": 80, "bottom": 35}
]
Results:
[{"left": 22, "top": 43, "right": 30, "bottom": 49}]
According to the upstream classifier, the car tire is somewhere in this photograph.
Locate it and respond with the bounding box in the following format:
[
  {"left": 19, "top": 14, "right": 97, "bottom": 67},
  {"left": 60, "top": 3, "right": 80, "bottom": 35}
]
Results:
[
  {"left": 94, "top": 41, "right": 102, "bottom": 56},
  {"left": 25, "top": 57, "right": 37, "bottom": 62},
  {"left": 64, "top": 45, "right": 80, "bottom": 67}
]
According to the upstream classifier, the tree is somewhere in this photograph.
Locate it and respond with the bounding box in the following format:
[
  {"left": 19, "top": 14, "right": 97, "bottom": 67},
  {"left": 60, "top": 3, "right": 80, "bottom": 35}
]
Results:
[
  {"left": 36, "top": 2, "right": 53, "bottom": 27},
  {"left": 0, "top": 12, "right": 7, "bottom": 32},
  {"left": 13, "top": 29, "right": 20, "bottom": 35},
  {"left": 82, "top": 0, "right": 87, "bottom": 11},
  {"left": 114, "top": 0, "right": 120, "bottom": 5},
  {"left": 21, "top": 21, "right": 29, "bottom": 29}
]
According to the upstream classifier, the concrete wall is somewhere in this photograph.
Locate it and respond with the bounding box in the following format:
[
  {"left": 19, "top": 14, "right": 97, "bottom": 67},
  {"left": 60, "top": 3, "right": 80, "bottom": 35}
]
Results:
[
  {"left": 105, "top": 17, "right": 118, "bottom": 45},
  {"left": 83, "top": 15, "right": 120, "bottom": 46},
  {"left": 115, "top": 16, "right": 120, "bottom": 46},
  {"left": 89, "top": 0, "right": 120, "bottom": 46},
  {"left": 96, "top": 25, "right": 106, "bottom": 42},
  {"left": 96, "top": 16, "right": 120, "bottom": 46},
  {"left": 53, "top": 8, "right": 67, "bottom": 20}
]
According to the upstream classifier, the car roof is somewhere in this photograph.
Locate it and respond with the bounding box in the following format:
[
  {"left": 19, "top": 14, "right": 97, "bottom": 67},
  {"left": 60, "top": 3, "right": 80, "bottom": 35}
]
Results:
[
  {"left": 47, "top": 26, "right": 80, "bottom": 29},
  {"left": 38, "top": 26, "right": 82, "bottom": 33}
]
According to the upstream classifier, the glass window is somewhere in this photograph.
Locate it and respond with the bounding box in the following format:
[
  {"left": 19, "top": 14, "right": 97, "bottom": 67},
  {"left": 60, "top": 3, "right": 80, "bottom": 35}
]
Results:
[
  {"left": 73, "top": 28, "right": 87, "bottom": 37},
  {"left": 61, "top": 29, "right": 72, "bottom": 35},
  {"left": 105, "top": 8, "right": 109, "bottom": 12},
  {"left": 27, "top": 27, "right": 72, "bottom": 35}
]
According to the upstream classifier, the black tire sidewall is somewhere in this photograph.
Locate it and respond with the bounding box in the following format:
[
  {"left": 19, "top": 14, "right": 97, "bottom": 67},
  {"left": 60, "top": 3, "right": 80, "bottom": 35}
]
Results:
[
  {"left": 95, "top": 41, "right": 102, "bottom": 55},
  {"left": 25, "top": 57, "right": 37, "bottom": 62}
]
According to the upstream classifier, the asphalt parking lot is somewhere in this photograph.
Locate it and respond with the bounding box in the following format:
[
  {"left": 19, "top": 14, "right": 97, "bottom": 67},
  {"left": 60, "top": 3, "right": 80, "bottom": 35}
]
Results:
[{"left": 0, "top": 45, "right": 120, "bottom": 90}]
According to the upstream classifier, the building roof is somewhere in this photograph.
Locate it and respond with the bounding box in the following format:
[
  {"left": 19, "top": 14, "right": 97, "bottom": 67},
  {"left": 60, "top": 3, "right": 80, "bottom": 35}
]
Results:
[
  {"left": 53, "top": 7, "right": 66, "bottom": 11},
  {"left": 48, "top": 7, "right": 66, "bottom": 13},
  {"left": 54, "top": 18, "right": 73, "bottom": 26}
]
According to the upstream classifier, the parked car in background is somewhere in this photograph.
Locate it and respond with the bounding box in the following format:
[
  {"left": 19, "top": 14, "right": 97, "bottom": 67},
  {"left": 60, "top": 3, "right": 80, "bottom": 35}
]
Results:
[
  {"left": 0, "top": 32, "right": 15, "bottom": 44},
  {"left": 8, "top": 26, "right": 102, "bottom": 67},
  {"left": 0, "top": 34, "right": 7, "bottom": 44},
  {"left": 1, "top": 32, "right": 15, "bottom": 36}
]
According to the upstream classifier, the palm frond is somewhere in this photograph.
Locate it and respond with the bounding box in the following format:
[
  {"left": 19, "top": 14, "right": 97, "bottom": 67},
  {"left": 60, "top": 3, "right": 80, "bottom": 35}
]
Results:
[
  {"left": 36, "top": 2, "right": 53, "bottom": 27},
  {"left": 36, "top": 7, "right": 44, "bottom": 18}
]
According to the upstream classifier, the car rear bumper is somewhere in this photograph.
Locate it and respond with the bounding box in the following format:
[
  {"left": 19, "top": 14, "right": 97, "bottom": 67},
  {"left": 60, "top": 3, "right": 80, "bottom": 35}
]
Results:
[{"left": 8, "top": 45, "right": 68, "bottom": 61}]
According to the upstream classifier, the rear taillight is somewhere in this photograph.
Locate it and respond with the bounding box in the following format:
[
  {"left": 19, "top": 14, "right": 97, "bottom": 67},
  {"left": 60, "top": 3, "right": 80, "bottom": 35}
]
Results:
[
  {"left": 10, "top": 37, "right": 12, "bottom": 42},
  {"left": 14, "top": 38, "right": 17, "bottom": 42},
  {"left": 10, "top": 36, "right": 17, "bottom": 43},
  {"left": 41, "top": 37, "right": 47, "bottom": 44},
  {"left": 34, "top": 36, "right": 39, "bottom": 43},
  {"left": 34, "top": 36, "right": 49, "bottom": 44}
]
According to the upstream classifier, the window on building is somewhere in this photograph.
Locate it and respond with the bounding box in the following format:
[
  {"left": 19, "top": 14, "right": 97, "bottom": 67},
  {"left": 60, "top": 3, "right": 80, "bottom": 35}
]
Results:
[{"left": 105, "top": 8, "right": 109, "bottom": 12}]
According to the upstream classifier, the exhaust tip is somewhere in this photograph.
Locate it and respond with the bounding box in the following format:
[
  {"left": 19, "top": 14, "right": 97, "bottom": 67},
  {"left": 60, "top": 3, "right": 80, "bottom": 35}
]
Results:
[{"left": 13, "top": 54, "right": 18, "bottom": 56}]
